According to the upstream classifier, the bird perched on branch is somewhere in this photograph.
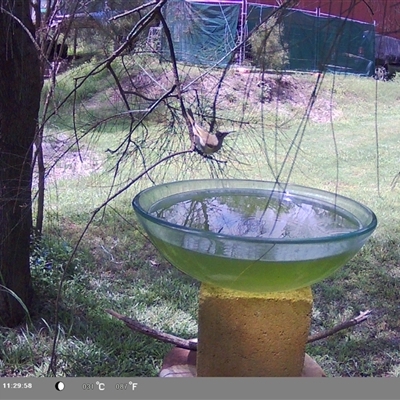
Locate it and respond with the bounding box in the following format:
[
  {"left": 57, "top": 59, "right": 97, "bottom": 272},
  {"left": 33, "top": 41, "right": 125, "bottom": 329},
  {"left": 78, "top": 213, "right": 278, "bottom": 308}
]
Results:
[{"left": 186, "top": 108, "right": 232, "bottom": 155}]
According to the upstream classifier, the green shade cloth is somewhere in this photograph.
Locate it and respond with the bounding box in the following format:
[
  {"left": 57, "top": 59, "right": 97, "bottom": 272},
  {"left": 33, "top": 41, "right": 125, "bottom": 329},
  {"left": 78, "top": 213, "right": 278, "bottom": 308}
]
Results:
[{"left": 161, "top": 1, "right": 375, "bottom": 76}]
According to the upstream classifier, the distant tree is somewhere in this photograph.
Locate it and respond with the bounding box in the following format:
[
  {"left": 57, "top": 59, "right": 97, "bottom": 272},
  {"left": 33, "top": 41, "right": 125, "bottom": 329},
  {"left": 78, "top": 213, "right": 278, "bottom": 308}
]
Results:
[{"left": 248, "top": 16, "right": 289, "bottom": 72}]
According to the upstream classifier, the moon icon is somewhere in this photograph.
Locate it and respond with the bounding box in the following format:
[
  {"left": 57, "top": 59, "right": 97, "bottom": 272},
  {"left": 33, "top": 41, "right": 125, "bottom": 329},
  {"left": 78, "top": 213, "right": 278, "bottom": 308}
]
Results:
[{"left": 55, "top": 381, "right": 65, "bottom": 391}]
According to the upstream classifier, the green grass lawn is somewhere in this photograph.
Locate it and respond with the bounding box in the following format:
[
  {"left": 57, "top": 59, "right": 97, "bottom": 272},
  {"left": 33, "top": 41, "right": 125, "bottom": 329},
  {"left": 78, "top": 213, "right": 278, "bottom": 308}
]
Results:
[{"left": 1, "top": 59, "right": 399, "bottom": 377}]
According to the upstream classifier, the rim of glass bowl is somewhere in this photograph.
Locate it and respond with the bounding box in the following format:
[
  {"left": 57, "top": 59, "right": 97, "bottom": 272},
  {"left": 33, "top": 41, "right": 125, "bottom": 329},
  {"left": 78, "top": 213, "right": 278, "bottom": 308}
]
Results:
[{"left": 132, "top": 179, "right": 377, "bottom": 245}]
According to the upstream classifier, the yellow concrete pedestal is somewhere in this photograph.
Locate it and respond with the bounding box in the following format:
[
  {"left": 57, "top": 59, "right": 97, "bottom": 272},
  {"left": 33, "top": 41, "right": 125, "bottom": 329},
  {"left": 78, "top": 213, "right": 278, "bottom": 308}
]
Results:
[{"left": 196, "top": 283, "right": 313, "bottom": 377}]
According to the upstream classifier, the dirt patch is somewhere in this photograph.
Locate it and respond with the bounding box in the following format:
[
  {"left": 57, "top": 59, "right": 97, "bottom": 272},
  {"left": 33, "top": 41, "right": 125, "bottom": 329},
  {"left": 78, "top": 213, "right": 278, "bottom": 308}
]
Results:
[
  {"left": 37, "top": 67, "right": 341, "bottom": 185},
  {"left": 32, "top": 134, "right": 103, "bottom": 186},
  {"left": 90, "top": 67, "right": 341, "bottom": 125}
]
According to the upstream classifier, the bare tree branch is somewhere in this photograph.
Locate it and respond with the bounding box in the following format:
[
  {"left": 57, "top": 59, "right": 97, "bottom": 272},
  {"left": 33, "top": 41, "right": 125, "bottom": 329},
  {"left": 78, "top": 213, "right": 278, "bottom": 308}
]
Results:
[
  {"left": 40, "top": 0, "right": 167, "bottom": 128},
  {"left": 109, "top": 0, "right": 160, "bottom": 22},
  {"left": 157, "top": 9, "right": 195, "bottom": 148}
]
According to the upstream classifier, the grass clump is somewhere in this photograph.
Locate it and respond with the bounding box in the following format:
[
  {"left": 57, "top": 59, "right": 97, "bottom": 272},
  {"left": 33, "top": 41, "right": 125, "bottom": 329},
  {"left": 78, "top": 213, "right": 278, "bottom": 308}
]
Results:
[{"left": 2, "top": 221, "right": 199, "bottom": 377}]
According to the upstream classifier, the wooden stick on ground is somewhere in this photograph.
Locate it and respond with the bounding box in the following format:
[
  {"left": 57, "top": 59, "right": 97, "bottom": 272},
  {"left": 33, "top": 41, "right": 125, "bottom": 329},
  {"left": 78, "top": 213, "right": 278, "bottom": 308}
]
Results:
[
  {"left": 306, "top": 310, "right": 371, "bottom": 343},
  {"left": 105, "top": 309, "right": 372, "bottom": 350},
  {"left": 105, "top": 309, "right": 198, "bottom": 350}
]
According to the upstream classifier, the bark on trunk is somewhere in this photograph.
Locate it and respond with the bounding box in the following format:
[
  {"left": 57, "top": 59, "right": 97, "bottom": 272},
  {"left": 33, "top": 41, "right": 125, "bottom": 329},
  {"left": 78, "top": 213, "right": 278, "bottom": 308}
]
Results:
[{"left": 0, "top": 1, "right": 42, "bottom": 327}]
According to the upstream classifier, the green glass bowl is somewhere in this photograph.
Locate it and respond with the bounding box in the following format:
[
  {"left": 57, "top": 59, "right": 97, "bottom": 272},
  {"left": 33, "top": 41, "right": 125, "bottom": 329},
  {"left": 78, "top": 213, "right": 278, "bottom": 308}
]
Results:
[{"left": 132, "top": 179, "right": 377, "bottom": 292}]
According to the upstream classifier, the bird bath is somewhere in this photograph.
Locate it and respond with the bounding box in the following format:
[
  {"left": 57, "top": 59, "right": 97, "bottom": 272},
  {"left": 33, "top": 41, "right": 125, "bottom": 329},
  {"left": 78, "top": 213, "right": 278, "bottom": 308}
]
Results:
[{"left": 132, "top": 179, "right": 377, "bottom": 376}]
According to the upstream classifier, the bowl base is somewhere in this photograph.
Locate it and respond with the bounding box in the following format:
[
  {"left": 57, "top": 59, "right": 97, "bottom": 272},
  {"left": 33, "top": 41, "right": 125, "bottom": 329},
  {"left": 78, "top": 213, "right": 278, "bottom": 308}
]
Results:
[{"left": 159, "top": 347, "right": 326, "bottom": 377}]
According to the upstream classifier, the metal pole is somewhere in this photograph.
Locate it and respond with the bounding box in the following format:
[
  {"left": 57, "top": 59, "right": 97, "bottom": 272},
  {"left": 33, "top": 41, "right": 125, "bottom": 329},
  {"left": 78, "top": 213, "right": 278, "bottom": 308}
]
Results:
[{"left": 238, "top": 0, "right": 248, "bottom": 65}]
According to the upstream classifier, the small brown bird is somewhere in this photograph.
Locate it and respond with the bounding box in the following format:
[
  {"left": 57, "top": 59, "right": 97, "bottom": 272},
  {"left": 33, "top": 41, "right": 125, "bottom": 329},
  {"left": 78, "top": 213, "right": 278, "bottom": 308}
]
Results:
[{"left": 186, "top": 108, "right": 232, "bottom": 155}]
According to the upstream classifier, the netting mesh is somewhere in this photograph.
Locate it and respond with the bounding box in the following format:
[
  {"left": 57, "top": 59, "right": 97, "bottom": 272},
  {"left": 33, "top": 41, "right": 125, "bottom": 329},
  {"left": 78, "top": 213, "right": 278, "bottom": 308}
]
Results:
[
  {"left": 161, "top": 0, "right": 375, "bottom": 75},
  {"left": 161, "top": 0, "right": 240, "bottom": 66},
  {"left": 279, "top": 8, "right": 375, "bottom": 75}
]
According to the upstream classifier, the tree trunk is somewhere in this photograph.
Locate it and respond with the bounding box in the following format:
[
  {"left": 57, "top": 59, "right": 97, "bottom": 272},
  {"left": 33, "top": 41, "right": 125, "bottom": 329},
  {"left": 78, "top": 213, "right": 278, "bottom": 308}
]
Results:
[{"left": 0, "top": 1, "right": 42, "bottom": 327}]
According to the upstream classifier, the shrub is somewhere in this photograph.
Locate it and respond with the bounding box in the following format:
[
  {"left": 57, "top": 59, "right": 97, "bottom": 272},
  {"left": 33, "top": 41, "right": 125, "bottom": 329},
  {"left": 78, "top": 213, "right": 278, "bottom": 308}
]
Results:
[{"left": 248, "top": 16, "right": 289, "bottom": 71}]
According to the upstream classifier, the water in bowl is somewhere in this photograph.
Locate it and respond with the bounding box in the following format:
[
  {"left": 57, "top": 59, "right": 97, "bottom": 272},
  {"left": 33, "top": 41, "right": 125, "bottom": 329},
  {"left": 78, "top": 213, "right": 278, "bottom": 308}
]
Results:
[
  {"left": 145, "top": 189, "right": 363, "bottom": 292},
  {"left": 151, "top": 190, "right": 361, "bottom": 240}
]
